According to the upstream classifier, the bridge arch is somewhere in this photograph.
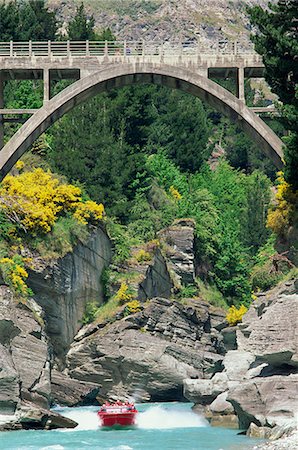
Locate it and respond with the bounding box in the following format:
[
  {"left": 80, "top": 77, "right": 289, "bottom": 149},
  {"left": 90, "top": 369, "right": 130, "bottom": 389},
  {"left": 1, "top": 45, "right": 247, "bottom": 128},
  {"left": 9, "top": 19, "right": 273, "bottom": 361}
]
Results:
[{"left": 0, "top": 62, "right": 284, "bottom": 179}]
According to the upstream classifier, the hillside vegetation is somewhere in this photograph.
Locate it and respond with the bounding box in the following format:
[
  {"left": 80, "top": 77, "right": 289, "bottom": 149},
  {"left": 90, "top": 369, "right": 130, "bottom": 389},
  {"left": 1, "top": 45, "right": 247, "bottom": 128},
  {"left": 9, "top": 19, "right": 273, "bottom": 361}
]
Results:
[{"left": 0, "top": 0, "right": 296, "bottom": 326}]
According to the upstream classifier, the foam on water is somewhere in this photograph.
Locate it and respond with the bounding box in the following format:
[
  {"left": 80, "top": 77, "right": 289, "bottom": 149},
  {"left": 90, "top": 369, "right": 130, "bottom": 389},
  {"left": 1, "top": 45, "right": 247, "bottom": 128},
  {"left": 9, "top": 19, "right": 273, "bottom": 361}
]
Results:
[
  {"left": 54, "top": 406, "right": 99, "bottom": 431},
  {"left": 137, "top": 405, "right": 208, "bottom": 429},
  {"left": 54, "top": 404, "right": 208, "bottom": 432}
]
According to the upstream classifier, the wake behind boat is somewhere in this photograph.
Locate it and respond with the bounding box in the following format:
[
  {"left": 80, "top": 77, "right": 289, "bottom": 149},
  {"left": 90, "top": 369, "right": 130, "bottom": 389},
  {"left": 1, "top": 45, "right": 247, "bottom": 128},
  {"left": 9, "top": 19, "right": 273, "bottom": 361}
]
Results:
[{"left": 98, "top": 401, "right": 138, "bottom": 427}]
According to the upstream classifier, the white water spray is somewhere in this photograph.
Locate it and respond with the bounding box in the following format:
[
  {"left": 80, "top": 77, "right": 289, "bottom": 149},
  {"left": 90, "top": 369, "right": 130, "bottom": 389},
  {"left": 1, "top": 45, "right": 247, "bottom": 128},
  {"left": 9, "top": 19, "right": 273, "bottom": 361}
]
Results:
[
  {"left": 54, "top": 404, "right": 208, "bottom": 431},
  {"left": 137, "top": 405, "right": 208, "bottom": 429}
]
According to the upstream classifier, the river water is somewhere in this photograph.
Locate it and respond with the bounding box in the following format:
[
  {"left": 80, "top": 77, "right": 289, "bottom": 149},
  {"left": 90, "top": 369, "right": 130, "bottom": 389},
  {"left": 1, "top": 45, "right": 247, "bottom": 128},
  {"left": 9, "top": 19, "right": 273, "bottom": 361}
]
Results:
[{"left": 1, "top": 403, "right": 263, "bottom": 450}]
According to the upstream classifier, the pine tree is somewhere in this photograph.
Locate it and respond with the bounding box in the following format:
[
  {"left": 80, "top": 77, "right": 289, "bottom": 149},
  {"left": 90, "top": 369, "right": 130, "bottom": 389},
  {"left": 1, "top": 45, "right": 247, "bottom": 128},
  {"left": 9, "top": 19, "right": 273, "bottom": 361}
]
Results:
[
  {"left": 18, "top": 0, "right": 58, "bottom": 40},
  {"left": 67, "top": 3, "right": 96, "bottom": 40}
]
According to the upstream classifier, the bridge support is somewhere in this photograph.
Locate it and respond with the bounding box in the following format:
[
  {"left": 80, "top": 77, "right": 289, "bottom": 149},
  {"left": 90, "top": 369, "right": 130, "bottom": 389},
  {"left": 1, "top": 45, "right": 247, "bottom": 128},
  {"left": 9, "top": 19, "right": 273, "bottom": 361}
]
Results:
[
  {"left": 43, "top": 69, "right": 51, "bottom": 103},
  {"left": 0, "top": 73, "right": 4, "bottom": 150},
  {"left": 237, "top": 67, "right": 245, "bottom": 102}
]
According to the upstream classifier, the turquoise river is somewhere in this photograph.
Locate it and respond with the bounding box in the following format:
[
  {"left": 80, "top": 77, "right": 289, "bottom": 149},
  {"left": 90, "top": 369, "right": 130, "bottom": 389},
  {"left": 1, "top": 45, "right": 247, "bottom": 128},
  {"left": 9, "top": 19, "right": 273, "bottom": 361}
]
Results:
[{"left": 1, "top": 402, "right": 264, "bottom": 450}]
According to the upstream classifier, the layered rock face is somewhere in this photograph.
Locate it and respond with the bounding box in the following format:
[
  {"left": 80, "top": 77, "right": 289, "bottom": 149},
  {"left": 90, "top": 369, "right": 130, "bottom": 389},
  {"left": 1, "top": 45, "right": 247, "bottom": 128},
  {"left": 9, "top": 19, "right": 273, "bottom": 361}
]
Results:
[
  {"left": 183, "top": 279, "right": 298, "bottom": 434},
  {"left": 27, "top": 226, "right": 111, "bottom": 364},
  {"left": 0, "top": 286, "right": 50, "bottom": 414},
  {"left": 158, "top": 219, "right": 196, "bottom": 285},
  {"left": 0, "top": 286, "right": 77, "bottom": 430},
  {"left": 61, "top": 297, "right": 226, "bottom": 403}
]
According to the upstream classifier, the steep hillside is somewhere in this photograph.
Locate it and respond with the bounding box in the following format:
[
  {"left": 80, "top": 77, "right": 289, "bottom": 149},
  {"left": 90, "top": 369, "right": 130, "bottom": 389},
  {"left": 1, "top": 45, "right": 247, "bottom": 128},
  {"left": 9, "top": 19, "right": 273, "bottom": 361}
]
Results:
[{"left": 48, "top": 0, "right": 273, "bottom": 45}]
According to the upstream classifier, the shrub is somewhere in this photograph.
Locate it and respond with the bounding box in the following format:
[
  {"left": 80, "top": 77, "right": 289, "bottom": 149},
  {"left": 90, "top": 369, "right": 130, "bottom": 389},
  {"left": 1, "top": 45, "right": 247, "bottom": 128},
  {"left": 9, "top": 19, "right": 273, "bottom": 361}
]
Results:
[
  {"left": 135, "top": 249, "right": 151, "bottom": 263},
  {"left": 169, "top": 185, "right": 182, "bottom": 201},
  {"left": 251, "top": 262, "right": 283, "bottom": 291},
  {"left": 226, "top": 304, "right": 248, "bottom": 326},
  {"left": 267, "top": 172, "right": 298, "bottom": 238},
  {"left": 82, "top": 301, "right": 100, "bottom": 325},
  {"left": 0, "top": 255, "right": 31, "bottom": 297},
  {"left": 177, "top": 284, "right": 198, "bottom": 299},
  {"left": 0, "top": 168, "right": 104, "bottom": 236},
  {"left": 124, "top": 300, "right": 142, "bottom": 316},
  {"left": 114, "top": 282, "right": 133, "bottom": 303}
]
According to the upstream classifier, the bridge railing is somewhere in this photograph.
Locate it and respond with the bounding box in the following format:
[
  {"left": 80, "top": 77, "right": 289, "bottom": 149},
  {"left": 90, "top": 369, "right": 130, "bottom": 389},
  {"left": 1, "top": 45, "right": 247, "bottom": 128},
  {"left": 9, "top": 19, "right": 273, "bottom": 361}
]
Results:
[{"left": 0, "top": 40, "right": 256, "bottom": 58}]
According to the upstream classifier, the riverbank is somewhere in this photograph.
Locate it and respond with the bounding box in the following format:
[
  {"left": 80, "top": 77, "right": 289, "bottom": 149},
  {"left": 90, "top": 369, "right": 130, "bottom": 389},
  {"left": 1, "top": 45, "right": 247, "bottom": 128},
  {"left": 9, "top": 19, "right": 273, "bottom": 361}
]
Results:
[{"left": 253, "top": 431, "right": 298, "bottom": 450}]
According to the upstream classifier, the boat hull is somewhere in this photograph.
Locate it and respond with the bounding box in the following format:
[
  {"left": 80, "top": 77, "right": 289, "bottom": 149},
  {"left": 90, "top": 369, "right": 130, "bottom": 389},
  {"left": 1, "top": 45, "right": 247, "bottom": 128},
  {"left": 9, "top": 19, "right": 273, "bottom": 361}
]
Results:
[{"left": 98, "top": 412, "right": 137, "bottom": 427}]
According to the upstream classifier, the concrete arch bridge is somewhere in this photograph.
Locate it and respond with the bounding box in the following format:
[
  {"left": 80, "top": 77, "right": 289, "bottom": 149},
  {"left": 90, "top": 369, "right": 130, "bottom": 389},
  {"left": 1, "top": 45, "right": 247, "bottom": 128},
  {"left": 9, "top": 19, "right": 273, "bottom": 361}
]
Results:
[{"left": 0, "top": 40, "right": 283, "bottom": 180}]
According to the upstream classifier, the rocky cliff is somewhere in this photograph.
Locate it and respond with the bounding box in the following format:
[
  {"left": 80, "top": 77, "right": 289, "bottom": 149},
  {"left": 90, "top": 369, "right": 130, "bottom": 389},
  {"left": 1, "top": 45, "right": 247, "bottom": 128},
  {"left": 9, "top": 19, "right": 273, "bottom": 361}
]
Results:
[
  {"left": 49, "top": 0, "right": 270, "bottom": 46},
  {"left": 0, "top": 225, "right": 111, "bottom": 430},
  {"left": 27, "top": 226, "right": 111, "bottom": 365},
  {"left": 183, "top": 278, "right": 298, "bottom": 438},
  {"left": 53, "top": 297, "right": 226, "bottom": 404},
  {"left": 0, "top": 286, "right": 77, "bottom": 430}
]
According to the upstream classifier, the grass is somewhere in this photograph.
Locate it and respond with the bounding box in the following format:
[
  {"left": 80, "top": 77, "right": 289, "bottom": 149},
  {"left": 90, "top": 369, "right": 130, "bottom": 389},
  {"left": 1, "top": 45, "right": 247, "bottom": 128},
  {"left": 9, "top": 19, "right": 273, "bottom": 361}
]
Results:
[
  {"left": 32, "top": 216, "right": 89, "bottom": 261},
  {"left": 95, "top": 297, "right": 121, "bottom": 323},
  {"left": 196, "top": 278, "right": 228, "bottom": 309}
]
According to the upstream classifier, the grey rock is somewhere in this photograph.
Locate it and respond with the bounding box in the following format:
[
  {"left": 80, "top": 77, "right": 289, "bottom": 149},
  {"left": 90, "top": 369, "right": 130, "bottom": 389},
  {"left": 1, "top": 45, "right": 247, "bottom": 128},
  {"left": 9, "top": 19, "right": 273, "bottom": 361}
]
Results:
[
  {"left": 27, "top": 226, "right": 111, "bottom": 364},
  {"left": 0, "top": 286, "right": 51, "bottom": 412},
  {"left": 138, "top": 248, "right": 173, "bottom": 301},
  {"left": 184, "top": 278, "right": 298, "bottom": 431},
  {"left": 158, "top": 219, "right": 196, "bottom": 285},
  {"left": 18, "top": 401, "right": 78, "bottom": 430},
  {"left": 66, "top": 297, "right": 225, "bottom": 401},
  {"left": 51, "top": 370, "right": 100, "bottom": 406},
  {"left": 228, "top": 374, "right": 298, "bottom": 429}
]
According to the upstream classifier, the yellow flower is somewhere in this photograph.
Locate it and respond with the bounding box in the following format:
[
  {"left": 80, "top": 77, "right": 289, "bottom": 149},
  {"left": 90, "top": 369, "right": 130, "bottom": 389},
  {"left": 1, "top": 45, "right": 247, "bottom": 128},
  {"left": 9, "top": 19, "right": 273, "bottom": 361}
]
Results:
[
  {"left": 226, "top": 304, "right": 248, "bottom": 326},
  {"left": 169, "top": 185, "right": 182, "bottom": 201},
  {"left": 15, "top": 160, "right": 25, "bottom": 171}
]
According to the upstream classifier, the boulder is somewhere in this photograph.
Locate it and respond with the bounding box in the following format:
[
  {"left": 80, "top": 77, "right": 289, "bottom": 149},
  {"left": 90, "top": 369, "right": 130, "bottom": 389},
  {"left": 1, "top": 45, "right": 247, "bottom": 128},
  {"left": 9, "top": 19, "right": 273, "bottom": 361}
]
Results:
[
  {"left": 228, "top": 374, "right": 298, "bottom": 429},
  {"left": 51, "top": 370, "right": 100, "bottom": 406},
  {"left": 66, "top": 297, "right": 226, "bottom": 401},
  {"left": 18, "top": 401, "right": 78, "bottom": 430},
  {"left": 237, "top": 281, "right": 298, "bottom": 367},
  {"left": 184, "top": 278, "right": 298, "bottom": 431}
]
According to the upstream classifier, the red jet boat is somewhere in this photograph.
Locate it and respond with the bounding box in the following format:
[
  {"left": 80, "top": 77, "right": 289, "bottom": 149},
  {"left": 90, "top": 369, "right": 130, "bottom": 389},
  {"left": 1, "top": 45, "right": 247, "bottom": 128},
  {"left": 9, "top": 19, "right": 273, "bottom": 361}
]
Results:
[{"left": 98, "top": 401, "right": 138, "bottom": 427}]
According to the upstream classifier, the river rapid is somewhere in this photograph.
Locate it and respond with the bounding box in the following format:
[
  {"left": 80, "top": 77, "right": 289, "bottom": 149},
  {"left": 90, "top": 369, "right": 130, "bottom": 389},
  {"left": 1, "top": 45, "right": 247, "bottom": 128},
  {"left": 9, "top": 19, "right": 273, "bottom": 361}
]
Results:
[{"left": 1, "top": 402, "right": 263, "bottom": 450}]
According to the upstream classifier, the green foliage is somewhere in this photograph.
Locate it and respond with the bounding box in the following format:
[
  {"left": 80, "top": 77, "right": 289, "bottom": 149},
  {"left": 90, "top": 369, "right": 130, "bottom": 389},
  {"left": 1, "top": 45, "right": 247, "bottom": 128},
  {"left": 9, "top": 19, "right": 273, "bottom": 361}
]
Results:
[
  {"left": 106, "top": 219, "right": 133, "bottom": 264},
  {"left": 250, "top": 262, "right": 283, "bottom": 292},
  {"left": 67, "top": 3, "right": 96, "bottom": 40},
  {"left": 82, "top": 301, "right": 100, "bottom": 325},
  {"left": 177, "top": 284, "right": 198, "bottom": 299},
  {"left": 31, "top": 215, "right": 89, "bottom": 260},
  {"left": 248, "top": 1, "right": 298, "bottom": 190},
  {"left": 0, "top": 0, "right": 58, "bottom": 41},
  {"left": 196, "top": 279, "right": 228, "bottom": 309},
  {"left": 147, "top": 90, "right": 211, "bottom": 172}
]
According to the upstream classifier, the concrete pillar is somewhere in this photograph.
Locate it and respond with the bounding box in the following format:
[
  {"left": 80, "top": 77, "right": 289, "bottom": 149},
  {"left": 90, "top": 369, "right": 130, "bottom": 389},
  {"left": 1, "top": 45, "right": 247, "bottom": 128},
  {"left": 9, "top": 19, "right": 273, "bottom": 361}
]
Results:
[
  {"left": 237, "top": 67, "right": 245, "bottom": 103},
  {"left": 0, "top": 72, "right": 4, "bottom": 150},
  {"left": 43, "top": 68, "right": 50, "bottom": 103}
]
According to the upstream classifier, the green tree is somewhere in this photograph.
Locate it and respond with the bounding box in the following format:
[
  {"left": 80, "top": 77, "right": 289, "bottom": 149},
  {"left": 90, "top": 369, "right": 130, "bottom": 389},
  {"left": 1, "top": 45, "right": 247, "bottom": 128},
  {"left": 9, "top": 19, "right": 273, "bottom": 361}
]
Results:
[
  {"left": 18, "top": 0, "right": 58, "bottom": 41},
  {"left": 0, "top": 1, "right": 19, "bottom": 41},
  {"left": 48, "top": 95, "right": 146, "bottom": 222},
  {"left": 249, "top": 1, "right": 298, "bottom": 189},
  {"left": 148, "top": 89, "right": 211, "bottom": 172},
  {"left": 67, "top": 3, "right": 96, "bottom": 40}
]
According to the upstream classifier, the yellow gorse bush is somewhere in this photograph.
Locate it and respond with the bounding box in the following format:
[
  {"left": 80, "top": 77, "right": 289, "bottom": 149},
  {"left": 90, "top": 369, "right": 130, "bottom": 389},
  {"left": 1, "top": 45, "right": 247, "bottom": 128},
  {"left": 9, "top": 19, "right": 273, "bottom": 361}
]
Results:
[
  {"left": 0, "top": 168, "right": 104, "bottom": 235},
  {"left": 135, "top": 248, "right": 151, "bottom": 263},
  {"left": 125, "top": 300, "right": 142, "bottom": 314},
  {"left": 115, "top": 282, "right": 133, "bottom": 303},
  {"left": 169, "top": 185, "right": 182, "bottom": 201},
  {"left": 0, "top": 256, "right": 29, "bottom": 296},
  {"left": 226, "top": 304, "right": 248, "bottom": 326},
  {"left": 73, "top": 200, "right": 104, "bottom": 225},
  {"left": 267, "top": 172, "right": 298, "bottom": 237}
]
